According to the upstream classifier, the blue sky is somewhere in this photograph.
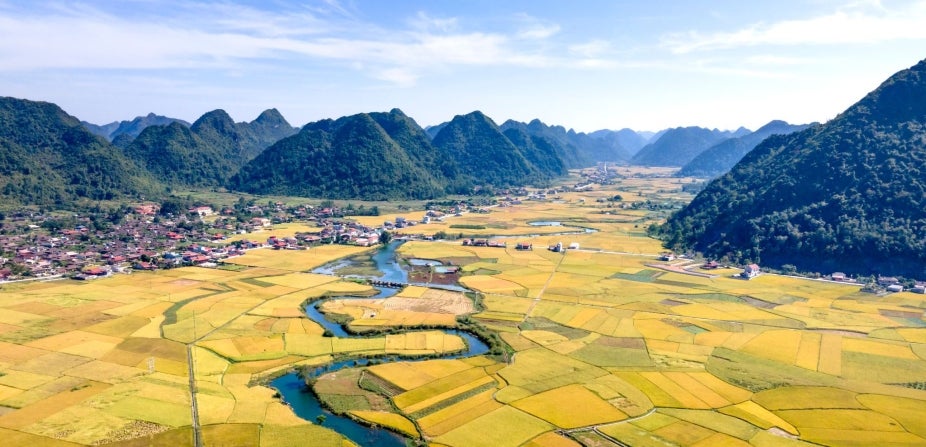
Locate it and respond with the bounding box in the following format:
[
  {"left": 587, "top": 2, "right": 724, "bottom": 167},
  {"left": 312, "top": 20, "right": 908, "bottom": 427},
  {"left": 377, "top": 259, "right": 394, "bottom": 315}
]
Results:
[{"left": 2, "top": 0, "right": 925, "bottom": 132}]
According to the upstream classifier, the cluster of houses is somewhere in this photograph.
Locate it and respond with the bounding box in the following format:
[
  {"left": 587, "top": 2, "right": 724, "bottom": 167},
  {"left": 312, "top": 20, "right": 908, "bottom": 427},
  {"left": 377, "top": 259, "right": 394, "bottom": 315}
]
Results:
[
  {"left": 1, "top": 195, "right": 511, "bottom": 282},
  {"left": 461, "top": 239, "right": 507, "bottom": 248},
  {"left": 0, "top": 200, "right": 397, "bottom": 282},
  {"left": 0, "top": 210, "right": 234, "bottom": 281},
  {"left": 849, "top": 274, "right": 926, "bottom": 294}
]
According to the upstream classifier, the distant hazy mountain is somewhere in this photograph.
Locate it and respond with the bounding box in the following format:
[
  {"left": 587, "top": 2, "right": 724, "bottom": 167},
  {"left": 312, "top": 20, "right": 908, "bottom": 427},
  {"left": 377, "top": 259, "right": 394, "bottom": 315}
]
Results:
[
  {"left": 424, "top": 122, "right": 448, "bottom": 139},
  {"left": 677, "top": 120, "right": 812, "bottom": 178},
  {"left": 630, "top": 126, "right": 748, "bottom": 167},
  {"left": 589, "top": 128, "right": 649, "bottom": 156},
  {"left": 82, "top": 113, "right": 190, "bottom": 141},
  {"left": 0, "top": 97, "right": 157, "bottom": 206},
  {"left": 658, "top": 58, "right": 926, "bottom": 278},
  {"left": 81, "top": 120, "right": 121, "bottom": 139},
  {"left": 123, "top": 109, "right": 296, "bottom": 187},
  {"left": 229, "top": 110, "right": 444, "bottom": 200},
  {"left": 500, "top": 119, "right": 639, "bottom": 165}
]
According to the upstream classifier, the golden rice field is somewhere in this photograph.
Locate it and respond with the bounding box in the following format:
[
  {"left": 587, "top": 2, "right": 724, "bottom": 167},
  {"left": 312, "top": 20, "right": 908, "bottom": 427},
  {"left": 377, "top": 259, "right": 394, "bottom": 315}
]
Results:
[{"left": 2, "top": 167, "right": 926, "bottom": 446}]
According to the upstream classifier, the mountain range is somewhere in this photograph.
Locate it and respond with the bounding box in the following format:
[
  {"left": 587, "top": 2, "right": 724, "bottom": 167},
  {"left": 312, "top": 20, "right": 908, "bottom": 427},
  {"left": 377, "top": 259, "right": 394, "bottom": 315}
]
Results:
[
  {"left": 229, "top": 110, "right": 445, "bottom": 200},
  {"left": 631, "top": 126, "right": 751, "bottom": 167},
  {"left": 82, "top": 113, "right": 190, "bottom": 142},
  {"left": 123, "top": 109, "right": 297, "bottom": 187},
  {"left": 677, "top": 120, "right": 812, "bottom": 178},
  {"left": 0, "top": 98, "right": 158, "bottom": 207},
  {"left": 658, "top": 58, "right": 926, "bottom": 278}
]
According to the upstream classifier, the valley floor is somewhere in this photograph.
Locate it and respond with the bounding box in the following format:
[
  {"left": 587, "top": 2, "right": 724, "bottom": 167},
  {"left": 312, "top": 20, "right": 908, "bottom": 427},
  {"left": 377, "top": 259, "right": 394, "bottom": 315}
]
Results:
[{"left": 1, "top": 167, "right": 925, "bottom": 447}]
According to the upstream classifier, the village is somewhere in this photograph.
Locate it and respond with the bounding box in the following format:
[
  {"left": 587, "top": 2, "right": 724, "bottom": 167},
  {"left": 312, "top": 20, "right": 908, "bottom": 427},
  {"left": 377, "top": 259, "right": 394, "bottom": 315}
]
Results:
[
  {"left": 0, "top": 200, "right": 471, "bottom": 282},
  {"left": 2, "top": 178, "right": 924, "bottom": 296}
]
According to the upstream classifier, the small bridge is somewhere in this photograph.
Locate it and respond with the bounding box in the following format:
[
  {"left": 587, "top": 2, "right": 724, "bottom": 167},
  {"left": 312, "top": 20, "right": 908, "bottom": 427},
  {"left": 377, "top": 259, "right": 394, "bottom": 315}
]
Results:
[{"left": 366, "top": 279, "right": 408, "bottom": 288}]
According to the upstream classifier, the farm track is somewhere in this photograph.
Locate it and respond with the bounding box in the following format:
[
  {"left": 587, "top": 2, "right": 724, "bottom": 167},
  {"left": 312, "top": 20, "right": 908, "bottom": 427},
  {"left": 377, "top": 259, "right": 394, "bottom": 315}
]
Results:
[
  {"left": 184, "top": 280, "right": 289, "bottom": 447},
  {"left": 563, "top": 407, "right": 656, "bottom": 447},
  {"left": 521, "top": 250, "right": 569, "bottom": 323}
]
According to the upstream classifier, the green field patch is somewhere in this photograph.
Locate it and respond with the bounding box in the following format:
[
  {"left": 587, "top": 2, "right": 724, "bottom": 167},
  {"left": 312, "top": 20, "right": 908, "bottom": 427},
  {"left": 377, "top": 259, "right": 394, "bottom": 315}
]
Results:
[
  {"left": 840, "top": 350, "right": 926, "bottom": 383},
  {"left": 705, "top": 347, "right": 839, "bottom": 392},
  {"left": 611, "top": 269, "right": 663, "bottom": 283},
  {"left": 520, "top": 317, "right": 591, "bottom": 340},
  {"left": 406, "top": 380, "right": 498, "bottom": 419},
  {"left": 237, "top": 277, "right": 278, "bottom": 288},
  {"left": 569, "top": 343, "right": 652, "bottom": 368},
  {"left": 450, "top": 224, "right": 487, "bottom": 230},
  {"left": 318, "top": 394, "right": 372, "bottom": 413}
]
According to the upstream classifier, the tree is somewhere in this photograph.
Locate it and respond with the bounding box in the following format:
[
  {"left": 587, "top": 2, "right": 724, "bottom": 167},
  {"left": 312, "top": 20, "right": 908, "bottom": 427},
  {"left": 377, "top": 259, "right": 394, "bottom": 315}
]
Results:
[{"left": 379, "top": 230, "right": 392, "bottom": 245}]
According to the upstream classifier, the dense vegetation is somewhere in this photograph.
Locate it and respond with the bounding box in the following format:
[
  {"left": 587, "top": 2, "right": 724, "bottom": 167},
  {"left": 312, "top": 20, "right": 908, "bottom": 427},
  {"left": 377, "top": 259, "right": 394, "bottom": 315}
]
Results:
[
  {"left": 432, "top": 111, "right": 551, "bottom": 192},
  {"left": 123, "top": 108, "right": 297, "bottom": 188},
  {"left": 233, "top": 110, "right": 604, "bottom": 199},
  {"left": 631, "top": 126, "right": 748, "bottom": 166},
  {"left": 0, "top": 97, "right": 158, "bottom": 207},
  {"left": 500, "top": 119, "right": 620, "bottom": 167},
  {"left": 678, "top": 120, "right": 812, "bottom": 178},
  {"left": 229, "top": 112, "right": 445, "bottom": 200},
  {"left": 657, "top": 59, "right": 926, "bottom": 278}
]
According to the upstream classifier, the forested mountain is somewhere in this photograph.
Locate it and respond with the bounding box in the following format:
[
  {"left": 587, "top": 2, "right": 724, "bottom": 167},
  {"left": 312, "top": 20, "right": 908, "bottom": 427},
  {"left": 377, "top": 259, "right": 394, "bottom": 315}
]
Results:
[
  {"left": 229, "top": 112, "right": 444, "bottom": 200},
  {"left": 368, "top": 109, "right": 445, "bottom": 180},
  {"left": 631, "top": 126, "right": 748, "bottom": 166},
  {"left": 124, "top": 122, "right": 235, "bottom": 187},
  {"left": 432, "top": 111, "right": 548, "bottom": 192},
  {"left": 502, "top": 127, "right": 568, "bottom": 177},
  {"left": 0, "top": 97, "right": 158, "bottom": 206},
  {"left": 123, "top": 109, "right": 296, "bottom": 187},
  {"left": 657, "top": 59, "right": 926, "bottom": 278},
  {"left": 82, "top": 113, "right": 190, "bottom": 141},
  {"left": 499, "top": 119, "right": 639, "bottom": 165},
  {"left": 499, "top": 120, "right": 589, "bottom": 168},
  {"left": 678, "top": 120, "right": 812, "bottom": 178},
  {"left": 191, "top": 108, "right": 297, "bottom": 163}
]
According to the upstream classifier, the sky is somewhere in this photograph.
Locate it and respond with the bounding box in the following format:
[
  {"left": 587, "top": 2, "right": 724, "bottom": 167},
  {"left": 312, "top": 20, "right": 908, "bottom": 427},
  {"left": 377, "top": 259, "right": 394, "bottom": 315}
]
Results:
[{"left": 1, "top": 0, "right": 925, "bottom": 133}]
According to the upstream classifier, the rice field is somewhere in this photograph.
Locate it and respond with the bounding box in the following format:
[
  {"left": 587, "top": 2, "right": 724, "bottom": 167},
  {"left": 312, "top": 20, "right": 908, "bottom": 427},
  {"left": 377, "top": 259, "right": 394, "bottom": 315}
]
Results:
[{"left": 3, "top": 168, "right": 926, "bottom": 446}]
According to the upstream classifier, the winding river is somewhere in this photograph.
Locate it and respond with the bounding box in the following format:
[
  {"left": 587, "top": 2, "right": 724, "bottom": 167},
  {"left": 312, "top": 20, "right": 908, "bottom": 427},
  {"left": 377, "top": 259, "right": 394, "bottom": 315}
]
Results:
[{"left": 271, "top": 241, "right": 489, "bottom": 446}]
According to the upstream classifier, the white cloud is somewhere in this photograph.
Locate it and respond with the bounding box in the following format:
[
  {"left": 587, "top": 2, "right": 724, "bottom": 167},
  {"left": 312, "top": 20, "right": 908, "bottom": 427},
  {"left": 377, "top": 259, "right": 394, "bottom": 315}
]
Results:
[
  {"left": 0, "top": 2, "right": 618, "bottom": 88},
  {"left": 374, "top": 67, "right": 418, "bottom": 87},
  {"left": 569, "top": 39, "right": 610, "bottom": 58},
  {"left": 664, "top": 1, "right": 926, "bottom": 53},
  {"left": 512, "top": 13, "right": 560, "bottom": 40},
  {"left": 409, "top": 11, "right": 458, "bottom": 32},
  {"left": 517, "top": 23, "right": 560, "bottom": 40}
]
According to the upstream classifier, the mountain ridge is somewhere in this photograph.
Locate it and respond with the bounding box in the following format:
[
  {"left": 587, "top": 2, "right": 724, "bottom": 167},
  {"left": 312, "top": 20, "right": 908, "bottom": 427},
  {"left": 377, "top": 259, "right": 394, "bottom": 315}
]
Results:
[{"left": 657, "top": 58, "right": 926, "bottom": 278}]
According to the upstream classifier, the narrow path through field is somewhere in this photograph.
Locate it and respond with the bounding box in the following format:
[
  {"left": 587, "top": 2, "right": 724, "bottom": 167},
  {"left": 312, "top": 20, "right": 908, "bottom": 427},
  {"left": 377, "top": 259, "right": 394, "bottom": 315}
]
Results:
[
  {"left": 182, "top": 280, "right": 289, "bottom": 447},
  {"left": 563, "top": 408, "right": 655, "bottom": 446},
  {"left": 186, "top": 345, "right": 202, "bottom": 447},
  {"left": 521, "top": 250, "right": 568, "bottom": 322}
]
